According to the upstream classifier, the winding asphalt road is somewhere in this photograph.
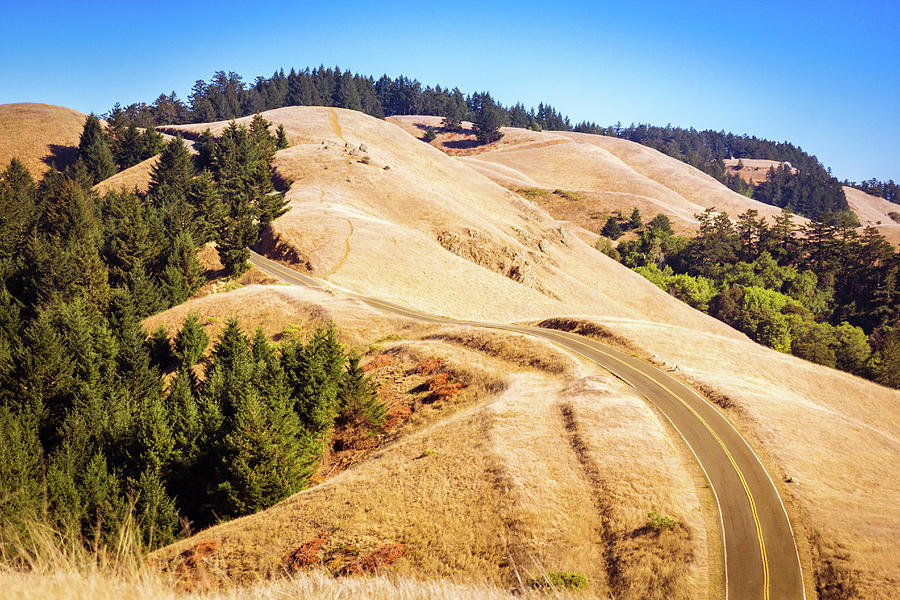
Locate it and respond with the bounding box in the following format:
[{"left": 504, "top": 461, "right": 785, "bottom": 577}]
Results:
[{"left": 248, "top": 249, "right": 806, "bottom": 599}]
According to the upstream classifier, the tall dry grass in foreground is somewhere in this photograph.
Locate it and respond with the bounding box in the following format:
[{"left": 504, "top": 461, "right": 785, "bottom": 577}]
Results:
[{"left": 0, "top": 520, "right": 582, "bottom": 600}]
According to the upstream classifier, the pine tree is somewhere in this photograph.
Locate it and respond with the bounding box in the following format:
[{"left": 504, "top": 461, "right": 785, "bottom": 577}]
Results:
[
  {"left": 160, "top": 232, "right": 205, "bottom": 306},
  {"left": 336, "top": 72, "right": 362, "bottom": 111},
  {"left": 139, "top": 127, "right": 165, "bottom": 158},
  {"left": 338, "top": 353, "right": 385, "bottom": 429},
  {"left": 130, "top": 469, "right": 178, "bottom": 547},
  {"left": 282, "top": 324, "right": 345, "bottom": 434},
  {"left": 174, "top": 312, "right": 209, "bottom": 367},
  {"left": 127, "top": 266, "right": 164, "bottom": 318},
  {"left": 100, "top": 190, "right": 155, "bottom": 286},
  {"left": 188, "top": 170, "right": 226, "bottom": 245},
  {"left": 0, "top": 406, "right": 44, "bottom": 539},
  {"left": 253, "top": 162, "right": 288, "bottom": 228},
  {"left": 215, "top": 386, "right": 314, "bottom": 517},
  {"left": 275, "top": 124, "right": 289, "bottom": 149},
  {"left": 875, "top": 329, "right": 900, "bottom": 388},
  {"left": 629, "top": 207, "right": 643, "bottom": 230},
  {"left": 602, "top": 216, "right": 623, "bottom": 240},
  {"left": 195, "top": 129, "right": 217, "bottom": 171},
  {"left": 217, "top": 204, "right": 256, "bottom": 276},
  {"left": 114, "top": 123, "right": 144, "bottom": 168},
  {"left": 78, "top": 114, "right": 116, "bottom": 184},
  {"left": 249, "top": 114, "right": 277, "bottom": 162},
  {"left": 0, "top": 158, "right": 38, "bottom": 259},
  {"left": 146, "top": 324, "right": 174, "bottom": 371},
  {"left": 148, "top": 136, "right": 195, "bottom": 201},
  {"left": 473, "top": 100, "right": 504, "bottom": 144},
  {"left": 202, "top": 319, "right": 315, "bottom": 517}
]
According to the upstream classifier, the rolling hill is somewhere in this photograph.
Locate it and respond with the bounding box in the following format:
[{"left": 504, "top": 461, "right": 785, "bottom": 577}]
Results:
[
  {"left": 388, "top": 116, "right": 798, "bottom": 236},
  {"left": 0, "top": 102, "right": 87, "bottom": 178},
  {"left": 151, "top": 107, "right": 900, "bottom": 598}
]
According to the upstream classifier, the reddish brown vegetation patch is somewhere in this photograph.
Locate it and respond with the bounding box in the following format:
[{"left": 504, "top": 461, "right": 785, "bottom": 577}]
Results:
[
  {"left": 426, "top": 372, "right": 464, "bottom": 402},
  {"left": 171, "top": 540, "right": 221, "bottom": 592},
  {"left": 412, "top": 356, "right": 443, "bottom": 375},
  {"left": 362, "top": 354, "right": 393, "bottom": 371},
  {"left": 282, "top": 537, "right": 406, "bottom": 577},
  {"left": 281, "top": 532, "right": 330, "bottom": 573},
  {"left": 383, "top": 402, "right": 413, "bottom": 430},
  {"left": 336, "top": 543, "right": 407, "bottom": 576}
]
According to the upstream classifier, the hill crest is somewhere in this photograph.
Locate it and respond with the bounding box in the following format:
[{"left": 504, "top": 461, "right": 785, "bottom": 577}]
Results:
[{"left": 0, "top": 102, "right": 87, "bottom": 178}]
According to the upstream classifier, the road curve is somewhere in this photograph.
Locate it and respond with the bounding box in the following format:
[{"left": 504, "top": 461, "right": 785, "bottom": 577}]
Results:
[{"left": 248, "top": 250, "right": 806, "bottom": 600}]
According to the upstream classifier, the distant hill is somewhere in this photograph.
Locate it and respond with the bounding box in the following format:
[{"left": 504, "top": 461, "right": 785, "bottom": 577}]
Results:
[{"left": 0, "top": 102, "right": 87, "bottom": 178}]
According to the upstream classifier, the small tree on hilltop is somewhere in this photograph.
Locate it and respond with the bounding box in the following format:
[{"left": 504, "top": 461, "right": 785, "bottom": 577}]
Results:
[
  {"left": 441, "top": 88, "right": 466, "bottom": 132},
  {"left": 275, "top": 124, "right": 289, "bottom": 150}
]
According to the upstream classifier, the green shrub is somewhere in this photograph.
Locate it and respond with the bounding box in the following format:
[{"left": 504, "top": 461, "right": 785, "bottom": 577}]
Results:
[
  {"left": 422, "top": 127, "right": 436, "bottom": 143},
  {"left": 888, "top": 211, "right": 900, "bottom": 223},
  {"left": 553, "top": 189, "right": 582, "bottom": 201},
  {"left": 517, "top": 187, "right": 549, "bottom": 199},
  {"left": 594, "top": 236, "right": 620, "bottom": 260},
  {"left": 647, "top": 510, "right": 679, "bottom": 531},
  {"left": 528, "top": 571, "right": 588, "bottom": 591}
]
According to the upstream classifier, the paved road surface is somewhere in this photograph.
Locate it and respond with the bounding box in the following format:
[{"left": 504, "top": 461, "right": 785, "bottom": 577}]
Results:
[{"left": 249, "top": 250, "right": 806, "bottom": 599}]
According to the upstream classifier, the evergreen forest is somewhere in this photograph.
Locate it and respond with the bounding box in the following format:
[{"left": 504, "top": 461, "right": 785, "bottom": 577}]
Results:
[{"left": 0, "top": 114, "right": 383, "bottom": 554}]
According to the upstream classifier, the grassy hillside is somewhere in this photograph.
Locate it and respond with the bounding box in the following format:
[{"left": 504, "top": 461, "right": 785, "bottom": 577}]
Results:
[
  {"left": 0, "top": 103, "right": 86, "bottom": 178},
  {"left": 157, "top": 106, "right": 900, "bottom": 598},
  {"left": 388, "top": 115, "right": 797, "bottom": 236},
  {"left": 844, "top": 185, "right": 900, "bottom": 245}
]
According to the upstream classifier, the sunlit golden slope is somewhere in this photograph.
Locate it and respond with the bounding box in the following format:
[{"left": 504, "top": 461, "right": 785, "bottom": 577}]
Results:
[
  {"left": 0, "top": 102, "right": 86, "bottom": 178},
  {"left": 845, "top": 185, "right": 900, "bottom": 245}
]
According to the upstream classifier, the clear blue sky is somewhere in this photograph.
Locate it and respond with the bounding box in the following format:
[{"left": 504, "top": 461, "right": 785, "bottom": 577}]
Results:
[{"left": 2, "top": 0, "right": 897, "bottom": 182}]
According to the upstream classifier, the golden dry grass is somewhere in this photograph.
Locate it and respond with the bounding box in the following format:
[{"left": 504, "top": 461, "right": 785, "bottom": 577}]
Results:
[
  {"left": 389, "top": 115, "right": 794, "bottom": 236},
  {"left": 0, "top": 103, "right": 86, "bottom": 179},
  {"left": 92, "top": 155, "right": 158, "bottom": 195},
  {"left": 0, "top": 569, "right": 591, "bottom": 600},
  {"left": 0, "top": 521, "right": 582, "bottom": 600},
  {"left": 844, "top": 185, "right": 900, "bottom": 246}
]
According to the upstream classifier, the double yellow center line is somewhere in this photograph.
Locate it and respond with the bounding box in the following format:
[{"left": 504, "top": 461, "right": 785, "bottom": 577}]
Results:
[{"left": 542, "top": 330, "right": 770, "bottom": 600}]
